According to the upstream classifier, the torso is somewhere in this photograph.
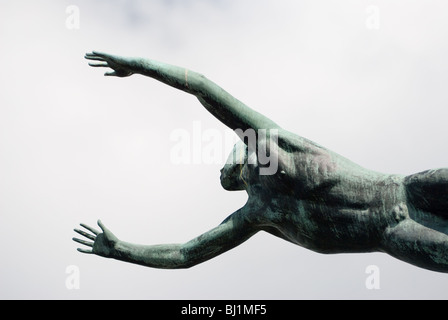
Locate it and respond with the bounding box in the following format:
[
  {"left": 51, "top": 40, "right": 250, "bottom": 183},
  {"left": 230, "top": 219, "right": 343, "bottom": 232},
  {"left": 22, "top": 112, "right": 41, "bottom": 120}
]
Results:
[{"left": 243, "top": 129, "right": 408, "bottom": 254}]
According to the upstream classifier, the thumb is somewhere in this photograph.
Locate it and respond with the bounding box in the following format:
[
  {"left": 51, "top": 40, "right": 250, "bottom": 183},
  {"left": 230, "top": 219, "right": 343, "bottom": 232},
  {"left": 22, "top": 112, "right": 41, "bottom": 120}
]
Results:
[
  {"left": 97, "top": 220, "right": 118, "bottom": 240},
  {"left": 97, "top": 220, "right": 108, "bottom": 232}
]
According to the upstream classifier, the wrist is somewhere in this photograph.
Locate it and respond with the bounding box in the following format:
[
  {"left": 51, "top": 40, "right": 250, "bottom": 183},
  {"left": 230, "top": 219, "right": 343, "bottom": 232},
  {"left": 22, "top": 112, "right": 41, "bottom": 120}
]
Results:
[
  {"left": 130, "top": 58, "right": 151, "bottom": 75},
  {"left": 111, "top": 239, "right": 125, "bottom": 259},
  {"left": 111, "top": 239, "right": 138, "bottom": 262}
]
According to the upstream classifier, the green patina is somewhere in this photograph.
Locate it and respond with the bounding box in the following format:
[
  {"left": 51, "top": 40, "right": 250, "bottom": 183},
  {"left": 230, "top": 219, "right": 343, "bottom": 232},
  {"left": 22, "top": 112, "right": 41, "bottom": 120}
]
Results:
[{"left": 73, "top": 51, "right": 448, "bottom": 273}]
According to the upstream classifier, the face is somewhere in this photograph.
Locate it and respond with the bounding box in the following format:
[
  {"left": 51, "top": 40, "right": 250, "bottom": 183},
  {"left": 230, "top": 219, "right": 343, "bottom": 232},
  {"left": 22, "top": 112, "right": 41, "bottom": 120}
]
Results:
[{"left": 220, "top": 141, "right": 247, "bottom": 191}]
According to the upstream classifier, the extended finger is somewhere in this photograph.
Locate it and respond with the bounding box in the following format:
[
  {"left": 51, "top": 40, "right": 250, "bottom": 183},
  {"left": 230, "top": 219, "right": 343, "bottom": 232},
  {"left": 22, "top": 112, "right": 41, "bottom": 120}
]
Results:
[
  {"left": 77, "top": 248, "right": 93, "bottom": 254},
  {"left": 88, "top": 62, "right": 109, "bottom": 67},
  {"left": 80, "top": 223, "right": 100, "bottom": 235},
  {"left": 73, "top": 237, "right": 94, "bottom": 247},
  {"left": 104, "top": 71, "right": 118, "bottom": 77},
  {"left": 91, "top": 51, "right": 114, "bottom": 59},
  {"left": 74, "top": 228, "right": 96, "bottom": 241},
  {"left": 85, "top": 54, "right": 106, "bottom": 62}
]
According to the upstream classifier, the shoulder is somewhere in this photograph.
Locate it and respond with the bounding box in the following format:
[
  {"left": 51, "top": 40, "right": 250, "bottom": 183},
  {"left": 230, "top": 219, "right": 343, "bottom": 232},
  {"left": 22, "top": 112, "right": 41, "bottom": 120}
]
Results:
[{"left": 268, "top": 128, "right": 330, "bottom": 155}]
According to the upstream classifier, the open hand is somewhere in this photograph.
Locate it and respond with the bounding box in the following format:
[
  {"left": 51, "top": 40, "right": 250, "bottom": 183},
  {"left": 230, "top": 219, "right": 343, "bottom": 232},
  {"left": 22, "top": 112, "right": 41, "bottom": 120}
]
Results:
[
  {"left": 85, "top": 51, "right": 136, "bottom": 77},
  {"left": 73, "top": 220, "right": 119, "bottom": 258}
]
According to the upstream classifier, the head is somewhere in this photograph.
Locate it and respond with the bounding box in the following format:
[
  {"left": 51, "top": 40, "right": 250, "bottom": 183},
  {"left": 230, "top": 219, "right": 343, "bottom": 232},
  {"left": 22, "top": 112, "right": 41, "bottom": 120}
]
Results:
[{"left": 220, "top": 141, "right": 248, "bottom": 191}]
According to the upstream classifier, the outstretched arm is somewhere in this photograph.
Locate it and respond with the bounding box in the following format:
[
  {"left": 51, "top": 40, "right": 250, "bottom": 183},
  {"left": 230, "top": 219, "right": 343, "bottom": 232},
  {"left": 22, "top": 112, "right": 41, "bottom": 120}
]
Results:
[
  {"left": 85, "top": 51, "right": 281, "bottom": 133},
  {"left": 73, "top": 210, "right": 259, "bottom": 269}
]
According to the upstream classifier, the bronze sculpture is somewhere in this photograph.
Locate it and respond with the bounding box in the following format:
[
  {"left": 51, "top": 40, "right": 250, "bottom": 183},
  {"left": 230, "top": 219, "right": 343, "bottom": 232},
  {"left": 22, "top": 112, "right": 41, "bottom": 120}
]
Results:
[{"left": 73, "top": 51, "right": 448, "bottom": 273}]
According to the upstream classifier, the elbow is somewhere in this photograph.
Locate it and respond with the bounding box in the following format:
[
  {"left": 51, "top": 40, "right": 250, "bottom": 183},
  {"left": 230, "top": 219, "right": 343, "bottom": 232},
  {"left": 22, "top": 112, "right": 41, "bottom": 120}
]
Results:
[
  {"left": 176, "top": 245, "right": 204, "bottom": 269},
  {"left": 171, "top": 248, "right": 195, "bottom": 269},
  {"left": 188, "top": 72, "right": 210, "bottom": 97},
  {"left": 195, "top": 72, "right": 207, "bottom": 84}
]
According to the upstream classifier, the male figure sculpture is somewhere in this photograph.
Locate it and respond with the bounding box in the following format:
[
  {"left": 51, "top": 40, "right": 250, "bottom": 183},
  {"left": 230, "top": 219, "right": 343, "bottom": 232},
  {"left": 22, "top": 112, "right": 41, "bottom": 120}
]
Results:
[{"left": 73, "top": 51, "right": 448, "bottom": 273}]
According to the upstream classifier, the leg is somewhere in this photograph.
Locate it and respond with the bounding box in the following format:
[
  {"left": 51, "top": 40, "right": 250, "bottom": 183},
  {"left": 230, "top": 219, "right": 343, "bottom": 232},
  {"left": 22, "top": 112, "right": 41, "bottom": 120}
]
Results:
[
  {"left": 405, "top": 168, "right": 448, "bottom": 218},
  {"left": 381, "top": 219, "right": 448, "bottom": 273}
]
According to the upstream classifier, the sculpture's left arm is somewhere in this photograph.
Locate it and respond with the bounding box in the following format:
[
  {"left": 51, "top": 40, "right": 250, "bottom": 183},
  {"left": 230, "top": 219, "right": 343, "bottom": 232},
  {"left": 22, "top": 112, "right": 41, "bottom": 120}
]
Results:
[{"left": 73, "top": 210, "right": 259, "bottom": 269}]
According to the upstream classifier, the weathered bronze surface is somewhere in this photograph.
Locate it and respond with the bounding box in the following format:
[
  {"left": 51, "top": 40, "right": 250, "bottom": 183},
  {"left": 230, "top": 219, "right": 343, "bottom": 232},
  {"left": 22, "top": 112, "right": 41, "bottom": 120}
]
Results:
[{"left": 73, "top": 51, "right": 448, "bottom": 273}]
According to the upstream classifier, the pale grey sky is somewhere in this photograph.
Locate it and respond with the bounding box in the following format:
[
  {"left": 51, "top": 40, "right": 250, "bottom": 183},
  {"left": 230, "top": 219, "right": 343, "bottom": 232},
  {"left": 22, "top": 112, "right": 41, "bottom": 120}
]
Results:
[{"left": 1, "top": 0, "right": 448, "bottom": 299}]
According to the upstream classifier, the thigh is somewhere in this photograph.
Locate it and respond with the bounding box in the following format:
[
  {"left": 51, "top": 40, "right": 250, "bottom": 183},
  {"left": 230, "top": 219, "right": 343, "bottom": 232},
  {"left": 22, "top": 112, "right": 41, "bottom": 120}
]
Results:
[
  {"left": 405, "top": 168, "right": 448, "bottom": 218},
  {"left": 381, "top": 219, "right": 448, "bottom": 273}
]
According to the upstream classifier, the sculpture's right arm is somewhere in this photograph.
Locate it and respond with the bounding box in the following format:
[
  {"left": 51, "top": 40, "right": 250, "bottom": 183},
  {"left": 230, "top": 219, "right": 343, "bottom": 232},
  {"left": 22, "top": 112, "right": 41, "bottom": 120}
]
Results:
[
  {"left": 85, "top": 51, "right": 281, "bottom": 133},
  {"left": 73, "top": 210, "right": 259, "bottom": 269}
]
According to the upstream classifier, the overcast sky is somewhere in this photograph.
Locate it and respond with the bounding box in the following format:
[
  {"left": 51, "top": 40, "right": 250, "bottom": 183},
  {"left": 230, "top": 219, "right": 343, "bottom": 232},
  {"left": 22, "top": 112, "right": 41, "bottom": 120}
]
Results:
[{"left": 1, "top": 0, "right": 448, "bottom": 300}]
